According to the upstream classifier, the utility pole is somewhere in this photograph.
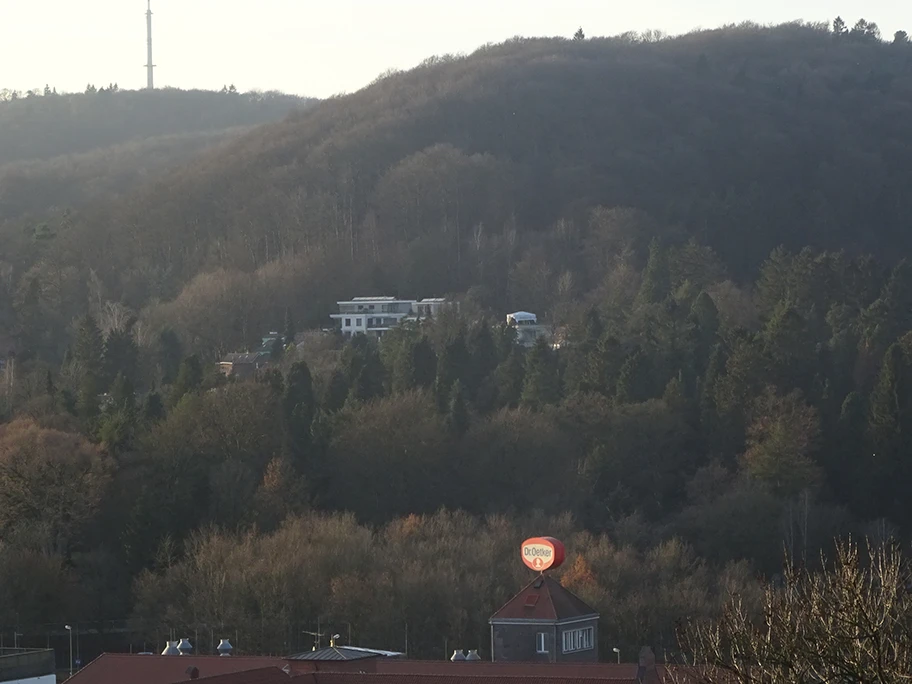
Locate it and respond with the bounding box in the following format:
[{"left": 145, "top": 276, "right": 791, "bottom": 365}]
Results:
[
  {"left": 65, "top": 625, "right": 73, "bottom": 677},
  {"left": 145, "top": 0, "right": 155, "bottom": 90}
]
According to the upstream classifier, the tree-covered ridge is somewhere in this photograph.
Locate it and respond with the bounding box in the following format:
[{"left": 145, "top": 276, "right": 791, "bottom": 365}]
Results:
[
  {"left": 5, "top": 21, "right": 912, "bottom": 359},
  {"left": 0, "top": 87, "right": 311, "bottom": 164},
  {"left": 4, "top": 236, "right": 912, "bottom": 659},
  {"left": 4, "top": 17, "right": 912, "bottom": 666}
]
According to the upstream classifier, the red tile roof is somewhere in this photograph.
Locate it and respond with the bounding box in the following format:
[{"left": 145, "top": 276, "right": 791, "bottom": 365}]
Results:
[
  {"left": 372, "top": 662, "right": 638, "bottom": 679},
  {"left": 67, "top": 654, "right": 295, "bottom": 684},
  {"left": 489, "top": 575, "right": 598, "bottom": 622},
  {"left": 195, "top": 667, "right": 293, "bottom": 684},
  {"left": 311, "top": 674, "right": 638, "bottom": 684},
  {"left": 65, "top": 654, "right": 649, "bottom": 684}
]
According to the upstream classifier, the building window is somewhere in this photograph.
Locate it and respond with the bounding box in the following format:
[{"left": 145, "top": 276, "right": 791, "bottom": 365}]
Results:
[
  {"left": 536, "top": 632, "right": 549, "bottom": 654},
  {"left": 561, "top": 627, "right": 594, "bottom": 654},
  {"left": 356, "top": 318, "right": 363, "bottom": 327},
  {"left": 344, "top": 318, "right": 351, "bottom": 327}
]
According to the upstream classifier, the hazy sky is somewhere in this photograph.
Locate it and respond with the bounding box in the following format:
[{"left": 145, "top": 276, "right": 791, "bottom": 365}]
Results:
[{"left": 1, "top": 1, "right": 909, "bottom": 97}]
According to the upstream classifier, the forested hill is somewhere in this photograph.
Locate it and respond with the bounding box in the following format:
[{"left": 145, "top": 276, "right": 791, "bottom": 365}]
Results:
[
  {"left": 7, "top": 21, "right": 912, "bottom": 356},
  {"left": 16, "top": 21, "right": 911, "bottom": 346},
  {"left": 0, "top": 88, "right": 312, "bottom": 224},
  {"left": 0, "top": 87, "right": 310, "bottom": 164}
]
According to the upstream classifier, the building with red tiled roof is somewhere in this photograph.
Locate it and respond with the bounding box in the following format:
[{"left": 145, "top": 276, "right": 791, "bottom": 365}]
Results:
[
  {"left": 65, "top": 654, "right": 295, "bottom": 684},
  {"left": 489, "top": 575, "right": 600, "bottom": 664},
  {"left": 194, "top": 667, "right": 295, "bottom": 684},
  {"left": 62, "top": 651, "right": 672, "bottom": 684}
]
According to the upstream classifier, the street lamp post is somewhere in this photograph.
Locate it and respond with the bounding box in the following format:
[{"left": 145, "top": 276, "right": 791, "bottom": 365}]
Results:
[
  {"left": 612, "top": 647, "right": 621, "bottom": 664},
  {"left": 65, "top": 625, "right": 73, "bottom": 677}
]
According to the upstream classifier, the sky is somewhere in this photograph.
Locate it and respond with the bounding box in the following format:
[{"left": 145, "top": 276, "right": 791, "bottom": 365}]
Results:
[{"left": 1, "top": 0, "right": 909, "bottom": 98}]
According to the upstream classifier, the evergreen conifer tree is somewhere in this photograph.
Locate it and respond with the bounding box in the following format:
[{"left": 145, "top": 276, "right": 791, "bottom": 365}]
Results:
[{"left": 521, "top": 337, "right": 561, "bottom": 408}]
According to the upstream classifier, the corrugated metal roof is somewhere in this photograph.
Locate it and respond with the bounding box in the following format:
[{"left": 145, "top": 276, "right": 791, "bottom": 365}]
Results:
[{"left": 287, "top": 646, "right": 397, "bottom": 662}]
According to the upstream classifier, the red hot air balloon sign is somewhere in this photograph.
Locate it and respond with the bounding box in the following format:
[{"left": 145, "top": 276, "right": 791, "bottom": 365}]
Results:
[{"left": 521, "top": 537, "right": 565, "bottom": 573}]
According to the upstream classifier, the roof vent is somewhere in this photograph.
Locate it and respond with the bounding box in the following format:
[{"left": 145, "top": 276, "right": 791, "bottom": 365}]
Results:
[
  {"left": 177, "top": 638, "right": 193, "bottom": 655},
  {"left": 450, "top": 650, "right": 466, "bottom": 662},
  {"left": 466, "top": 650, "right": 481, "bottom": 661},
  {"left": 533, "top": 578, "right": 544, "bottom": 589},
  {"left": 185, "top": 666, "right": 200, "bottom": 679},
  {"left": 161, "top": 641, "right": 180, "bottom": 656},
  {"left": 217, "top": 639, "right": 233, "bottom": 656}
]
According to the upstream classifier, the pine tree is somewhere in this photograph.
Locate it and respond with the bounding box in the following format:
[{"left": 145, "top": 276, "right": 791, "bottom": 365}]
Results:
[
  {"left": 323, "top": 370, "right": 349, "bottom": 413},
  {"left": 574, "top": 27, "right": 586, "bottom": 41},
  {"left": 466, "top": 321, "right": 498, "bottom": 397},
  {"left": 110, "top": 372, "right": 135, "bottom": 413},
  {"left": 157, "top": 328, "right": 183, "bottom": 385},
  {"left": 615, "top": 349, "right": 654, "bottom": 404},
  {"left": 495, "top": 347, "right": 525, "bottom": 408},
  {"left": 170, "top": 355, "right": 203, "bottom": 406},
  {"left": 833, "top": 16, "right": 847, "bottom": 35},
  {"left": 143, "top": 391, "right": 165, "bottom": 423},
  {"left": 74, "top": 314, "right": 104, "bottom": 379},
  {"left": 446, "top": 380, "right": 469, "bottom": 436},
  {"left": 521, "top": 337, "right": 561, "bottom": 408},
  {"left": 636, "top": 238, "right": 670, "bottom": 306},
  {"left": 868, "top": 344, "right": 907, "bottom": 445},
  {"left": 284, "top": 361, "right": 315, "bottom": 451},
  {"left": 435, "top": 331, "right": 470, "bottom": 410},
  {"left": 104, "top": 327, "right": 139, "bottom": 387},
  {"left": 77, "top": 372, "right": 100, "bottom": 420},
  {"left": 412, "top": 336, "right": 437, "bottom": 389},
  {"left": 283, "top": 309, "right": 296, "bottom": 348}
]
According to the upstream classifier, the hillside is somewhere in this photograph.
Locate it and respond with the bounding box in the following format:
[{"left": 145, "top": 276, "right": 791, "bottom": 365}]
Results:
[
  {"left": 0, "top": 87, "right": 309, "bottom": 164},
  {"left": 9, "top": 22, "right": 910, "bottom": 354},
  {"left": 6, "top": 22, "right": 912, "bottom": 662},
  {"left": 0, "top": 88, "right": 312, "bottom": 223}
]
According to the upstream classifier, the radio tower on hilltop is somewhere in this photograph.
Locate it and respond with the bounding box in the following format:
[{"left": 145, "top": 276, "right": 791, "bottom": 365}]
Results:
[{"left": 145, "top": 0, "right": 155, "bottom": 90}]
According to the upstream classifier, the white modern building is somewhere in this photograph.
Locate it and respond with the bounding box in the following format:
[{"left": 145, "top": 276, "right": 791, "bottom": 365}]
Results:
[
  {"left": 506, "top": 311, "right": 553, "bottom": 348},
  {"left": 331, "top": 297, "right": 453, "bottom": 338}
]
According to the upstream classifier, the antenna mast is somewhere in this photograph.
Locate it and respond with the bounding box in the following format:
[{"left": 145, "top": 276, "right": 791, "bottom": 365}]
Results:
[{"left": 145, "top": 0, "right": 155, "bottom": 90}]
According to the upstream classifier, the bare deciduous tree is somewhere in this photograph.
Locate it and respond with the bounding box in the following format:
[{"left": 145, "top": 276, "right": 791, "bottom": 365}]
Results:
[{"left": 676, "top": 538, "right": 912, "bottom": 683}]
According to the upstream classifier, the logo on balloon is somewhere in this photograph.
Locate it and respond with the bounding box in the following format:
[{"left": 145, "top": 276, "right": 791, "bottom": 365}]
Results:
[{"left": 521, "top": 537, "right": 565, "bottom": 573}]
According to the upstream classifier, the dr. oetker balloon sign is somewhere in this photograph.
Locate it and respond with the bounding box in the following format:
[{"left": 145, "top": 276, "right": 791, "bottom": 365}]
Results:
[{"left": 521, "top": 537, "right": 565, "bottom": 572}]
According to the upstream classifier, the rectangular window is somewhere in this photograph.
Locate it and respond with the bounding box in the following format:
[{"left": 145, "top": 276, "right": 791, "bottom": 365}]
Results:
[
  {"left": 536, "top": 632, "right": 548, "bottom": 654},
  {"left": 344, "top": 318, "right": 351, "bottom": 327},
  {"left": 561, "top": 627, "right": 594, "bottom": 654},
  {"left": 356, "top": 318, "right": 363, "bottom": 327}
]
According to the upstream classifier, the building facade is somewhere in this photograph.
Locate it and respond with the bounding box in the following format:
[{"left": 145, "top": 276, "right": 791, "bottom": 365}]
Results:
[
  {"left": 331, "top": 297, "right": 453, "bottom": 338},
  {"left": 489, "top": 576, "right": 600, "bottom": 664},
  {"left": 506, "top": 312, "right": 552, "bottom": 348}
]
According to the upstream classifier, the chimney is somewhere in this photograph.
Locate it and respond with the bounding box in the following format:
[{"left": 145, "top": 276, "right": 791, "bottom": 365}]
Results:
[
  {"left": 450, "top": 650, "right": 466, "bottom": 662},
  {"left": 637, "top": 646, "right": 657, "bottom": 682},
  {"left": 177, "top": 638, "right": 193, "bottom": 655},
  {"left": 638, "top": 646, "right": 656, "bottom": 668},
  {"left": 161, "top": 641, "right": 180, "bottom": 656},
  {"left": 217, "top": 639, "right": 233, "bottom": 656},
  {"left": 465, "top": 650, "right": 481, "bottom": 661}
]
